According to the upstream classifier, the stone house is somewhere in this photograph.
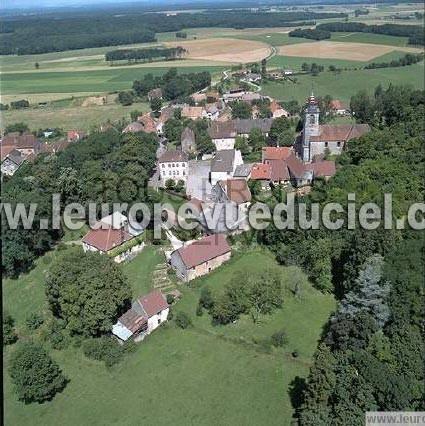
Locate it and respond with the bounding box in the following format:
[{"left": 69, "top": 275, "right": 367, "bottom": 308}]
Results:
[
  {"left": 1, "top": 149, "right": 26, "bottom": 176},
  {"left": 170, "top": 234, "right": 231, "bottom": 282},
  {"left": 112, "top": 290, "right": 169, "bottom": 342}
]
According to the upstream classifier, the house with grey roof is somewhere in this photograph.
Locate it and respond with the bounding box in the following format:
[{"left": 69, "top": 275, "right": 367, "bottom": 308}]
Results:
[{"left": 210, "top": 149, "right": 243, "bottom": 185}]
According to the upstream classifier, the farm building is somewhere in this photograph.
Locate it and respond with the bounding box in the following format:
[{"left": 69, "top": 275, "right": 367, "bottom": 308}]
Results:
[
  {"left": 170, "top": 234, "right": 231, "bottom": 282},
  {"left": 1, "top": 131, "right": 41, "bottom": 156},
  {"left": 82, "top": 212, "right": 144, "bottom": 263},
  {"left": 112, "top": 290, "right": 169, "bottom": 342}
]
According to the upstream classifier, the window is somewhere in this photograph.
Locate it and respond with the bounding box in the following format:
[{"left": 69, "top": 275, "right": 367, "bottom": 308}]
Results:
[
  {"left": 157, "top": 318, "right": 161, "bottom": 325},
  {"left": 168, "top": 163, "right": 171, "bottom": 168},
  {"left": 183, "top": 171, "right": 185, "bottom": 176},
  {"left": 168, "top": 171, "right": 171, "bottom": 176},
  {"left": 309, "top": 114, "right": 315, "bottom": 124},
  {"left": 324, "top": 142, "right": 328, "bottom": 148},
  {"left": 337, "top": 141, "right": 341, "bottom": 147},
  {"left": 162, "top": 164, "right": 165, "bottom": 168},
  {"left": 176, "top": 171, "right": 179, "bottom": 176}
]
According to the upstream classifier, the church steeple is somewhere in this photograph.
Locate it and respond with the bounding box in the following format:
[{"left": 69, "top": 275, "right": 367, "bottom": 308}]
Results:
[{"left": 302, "top": 92, "right": 320, "bottom": 162}]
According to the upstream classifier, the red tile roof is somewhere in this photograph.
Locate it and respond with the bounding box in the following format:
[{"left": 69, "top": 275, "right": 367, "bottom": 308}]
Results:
[
  {"left": 220, "top": 179, "right": 252, "bottom": 204},
  {"left": 138, "top": 290, "right": 169, "bottom": 317},
  {"left": 330, "top": 100, "right": 341, "bottom": 110},
  {"left": 266, "top": 159, "right": 290, "bottom": 181},
  {"left": 1, "top": 145, "right": 17, "bottom": 161},
  {"left": 181, "top": 106, "right": 204, "bottom": 119},
  {"left": 67, "top": 130, "right": 87, "bottom": 142},
  {"left": 137, "top": 114, "right": 158, "bottom": 134},
  {"left": 1, "top": 132, "right": 40, "bottom": 150},
  {"left": 176, "top": 234, "right": 231, "bottom": 269},
  {"left": 250, "top": 163, "right": 272, "bottom": 180},
  {"left": 284, "top": 153, "right": 307, "bottom": 179},
  {"left": 307, "top": 160, "right": 336, "bottom": 177},
  {"left": 82, "top": 224, "right": 133, "bottom": 252},
  {"left": 269, "top": 101, "right": 282, "bottom": 113},
  {"left": 262, "top": 146, "right": 292, "bottom": 161}
]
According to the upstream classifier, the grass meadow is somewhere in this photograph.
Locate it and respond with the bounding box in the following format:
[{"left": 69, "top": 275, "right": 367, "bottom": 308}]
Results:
[
  {"left": 3, "top": 246, "right": 335, "bottom": 426},
  {"left": 261, "top": 62, "right": 425, "bottom": 103}
]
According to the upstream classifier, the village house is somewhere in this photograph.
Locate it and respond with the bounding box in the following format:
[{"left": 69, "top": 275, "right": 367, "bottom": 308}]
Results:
[
  {"left": 82, "top": 212, "right": 145, "bottom": 263},
  {"left": 136, "top": 114, "right": 158, "bottom": 134},
  {"left": 300, "top": 93, "right": 370, "bottom": 162},
  {"left": 170, "top": 234, "right": 231, "bottom": 281},
  {"left": 210, "top": 149, "right": 243, "bottom": 185},
  {"left": 250, "top": 163, "right": 273, "bottom": 189},
  {"left": 181, "top": 106, "right": 206, "bottom": 120},
  {"left": 156, "top": 106, "right": 175, "bottom": 135},
  {"left": 158, "top": 150, "right": 189, "bottom": 185},
  {"left": 67, "top": 130, "right": 87, "bottom": 143},
  {"left": 208, "top": 121, "right": 237, "bottom": 150},
  {"left": 223, "top": 88, "right": 246, "bottom": 103},
  {"left": 148, "top": 88, "right": 163, "bottom": 101},
  {"left": 1, "top": 131, "right": 41, "bottom": 156},
  {"left": 204, "top": 102, "right": 220, "bottom": 120},
  {"left": 181, "top": 127, "right": 196, "bottom": 154},
  {"left": 329, "top": 99, "right": 349, "bottom": 115},
  {"left": 233, "top": 163, "right": 252, "bottom": 180},
  {"left": 122, "top": 121, "right": 145, "bottom": 134},
  {"left": 1, "top": 149, "right": 26, "bottom": 176},
  {"left": 112, "top": 290, "right": 169, "bottom": 342},
  {"left": 192, "top": 92, "right": 207, "bottom": 105},
  {"left": 234, "top": 118, "right": 274, "bottom": 138},
  {"left": 270, "top": 101, "right": 289, "bottom": 118}
]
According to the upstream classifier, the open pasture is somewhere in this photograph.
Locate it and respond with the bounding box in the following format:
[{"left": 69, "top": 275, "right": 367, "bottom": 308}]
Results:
[
  {"left": 3, "top": 248, "right": 335, "bottom": 426},
  {"left": 277, "top": 41, "right": 421, "bottom": 62},
  {"left": 165, "top": 38, "right": 272, "bottom": 63}
]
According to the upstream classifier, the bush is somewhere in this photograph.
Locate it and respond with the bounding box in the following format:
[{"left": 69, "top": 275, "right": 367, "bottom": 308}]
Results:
[
  {"left": 47, "top": 318, "right": 70, "bottom": 350},
  {"left": 166, "top": 294, "right": 175, "bottom": 305},
  {"left": 196, "top": 304, "right": 204, "bottom": 316},
  {"left": 292, "top": 350, "right": 299, "bottom": 358},
  {"left": 10, "top": 99, "right": 30, "bottom": 110},
  {"left": 199, "top": 287, "right": 214, "bottom": 310},
  {"left": 175, "top": 311, "right": 192, "bottom": 329},
  {"left": 26, "top": 313, "right": 44, "bottom": 330},
  {"left": 9, "top": 342, "right": 67, "bottom": 403},
  {"left": 271, "top": 329, "right": 288, "bottom": 347},
  {"left": 82, "top": 337, "right": 123, "bottom": 367},
  {"left": 3, "top": 313, "right": 17, "bottom": 346}
]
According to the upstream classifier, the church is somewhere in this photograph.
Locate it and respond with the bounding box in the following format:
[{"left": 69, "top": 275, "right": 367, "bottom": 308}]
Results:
[{"left": 299, "top": 93, "right": 370, "bottom": 163}]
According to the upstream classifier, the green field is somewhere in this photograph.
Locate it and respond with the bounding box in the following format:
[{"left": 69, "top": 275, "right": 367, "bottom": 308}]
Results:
[
  {"left": 3, "top": 247, "right": 335, "bottom": 426},
  {"left": 0, "top": 66, "right": 225, "bottom": 95},
  {"left": 261, "top": 62, "right": 425, "bottom": 103}
]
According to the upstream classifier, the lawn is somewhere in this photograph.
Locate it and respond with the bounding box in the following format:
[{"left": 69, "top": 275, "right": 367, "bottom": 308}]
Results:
[
  {"left": 329, "top": 32, "right": 411, "bottom": 47},
  {"left": 260, "top": 62, "right": 425, "bottom": 103},
  {"left": 3, "top": 247, "right": 335, "bottom": 426}
]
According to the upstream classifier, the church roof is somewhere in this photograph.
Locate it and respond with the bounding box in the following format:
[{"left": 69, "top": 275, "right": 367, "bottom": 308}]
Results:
[{"left": 310, "top": 124, "right": 370, "bottom": 142}]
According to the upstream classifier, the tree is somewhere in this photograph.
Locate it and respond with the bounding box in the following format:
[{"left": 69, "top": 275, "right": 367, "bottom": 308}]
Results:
[
  {"left": 235, "top": 136, "right": 250, "bottom": 156},
  {"left": 199, "top": 286, "right": 214, "bottom": 310},
  {"left": 248, "top": 128, "right": 265, "bottom": 152},
  {"left": 9, "top": 342, "right": 67, "bottom": 403},
  {"left": 261, "top": 58, "right": 267, "bottom": 77},
  {"left": 231, "top": 101, "right": 251, "bottom": 119},
  {"left": 34, "top": 62, "right": 39, "bottom": 69},
  {"left": 165, "top": 179, "right": 176, "bottom": 190},
  {"left": 269, "top": 116, "right": 294, "bottom": 146},
  {"left": 175, "top": 312, "right": 192, "bottom": 329},
  {"left": 26, "top": 313, "right": 44, "bottom": 330},
  {"left": 350, "top": 90, "right": 374, "bottom": 124},
  {"left": 150, "top": 97, "right": 162, "bottom": 116},
  {"left": 5, "top": 122, "right": 29, "bottom": 134},
  {"left": 45, "top": 248, "right": 131, "bottom": 337},
  {"left": 3, "top": 312, "right": 17, "bottom": 346},
  {"left": 117, "top": 91, "right": 134, "bottom": 106}
]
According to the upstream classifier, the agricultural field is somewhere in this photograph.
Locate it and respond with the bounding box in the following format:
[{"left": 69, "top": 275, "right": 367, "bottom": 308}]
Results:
[
  {"left": 3, "top": 248, "right": 335, "bottom": 426},
  {"left": 260, "top": 62, "right": 425, "bottom": 104}
]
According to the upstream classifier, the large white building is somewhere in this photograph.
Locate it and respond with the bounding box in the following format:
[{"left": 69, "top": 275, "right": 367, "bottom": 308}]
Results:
[
  {"left": 210, "top": 149, "right": 243, "bottom": 186},
  {"left": 158, "top": 150, "right": 189, "bottom": 185}
]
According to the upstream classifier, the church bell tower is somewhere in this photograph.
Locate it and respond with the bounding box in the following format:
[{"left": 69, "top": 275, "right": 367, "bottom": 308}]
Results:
[{"left": 302, "top": 92, "right": 320, "bottom": 162}]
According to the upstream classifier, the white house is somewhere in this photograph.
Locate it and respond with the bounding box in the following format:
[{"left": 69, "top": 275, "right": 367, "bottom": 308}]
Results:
[
  {"left": 158, "top": 150, "right": 189, "bottom": 185},
  {"left": 112, "top": 290, "right": 169, "bottom": 342},
  {"left": 208, "top": 121, "right": 237, "bottom": 150},
  {"left": 210, "top": 149, "right": 244, "bottom": 186}
]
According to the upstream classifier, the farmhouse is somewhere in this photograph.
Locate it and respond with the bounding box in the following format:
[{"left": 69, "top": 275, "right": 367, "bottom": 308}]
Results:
[
  {"left": 137, "top": 114, "right": 158, "bottom": 134},
  {"left": 210, "top": 149, "right": 243, "bottom": 185},
  {"left": 329, "top": 99, "right": 348, "bottom": 115},
  {"left": 82, "top": 212, "right": 144, "bottom": 263},
  {"left": 158, "top": 150, "right": 189, "bottom": 185},
  {"left": 1, "top": 132, "right": 41, "bottom": 156},
  {"left": 250, "top": 163, "right": 273, "bottom": 189},
  {"left": 156, "top": 107, "right": 175, "bottom": 135},
  {"left": 181, "top": 106, "right": 206, "bottom": 120},
  {"left": 234, "top": 118, "right": 273, "bottom": 138},
  {"left": 170, "top": 234, "right": 231, "bottom": 281},
  {"left": 208, "top": 121, "right": 237, "bottom": 150},
  {"left": 112, "top": 290, "right": 169, "bottom": 342},
  {"left": 181, "top": 127, "right": 196, "bottom": 154},
  {"left": 270, "top": 101, "right": 289, "bottom": 118},
  {"left": 300, "top": 93, "right": 370, "bottom": 162}
]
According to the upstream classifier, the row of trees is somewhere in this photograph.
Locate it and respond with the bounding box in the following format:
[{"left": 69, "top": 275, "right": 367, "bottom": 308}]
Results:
[
  {"left": 105, "top": 47, "right": 187, "bottom": 64},
  {"left": 132, "top": 68, "right": 211, "bottom": 101},
  {"left": 364, "top": 52, "right": 424, "bottom": 69},
  {"left": 1, "top": 10, "right": 346, "bottom": 54},
  {"left": 317, "top": 22, "right": 424, "bottom": 46}
]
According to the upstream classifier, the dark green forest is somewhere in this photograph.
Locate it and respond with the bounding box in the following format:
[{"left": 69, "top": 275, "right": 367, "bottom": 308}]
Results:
[{"left": 0, "top": 10, "right": 346, "bottom": 54}]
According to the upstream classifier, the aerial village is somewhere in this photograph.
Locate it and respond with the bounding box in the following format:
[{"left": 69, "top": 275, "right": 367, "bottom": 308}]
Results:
[{"left": 1, "top": 74, "right": 370, "bottom": 344}]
